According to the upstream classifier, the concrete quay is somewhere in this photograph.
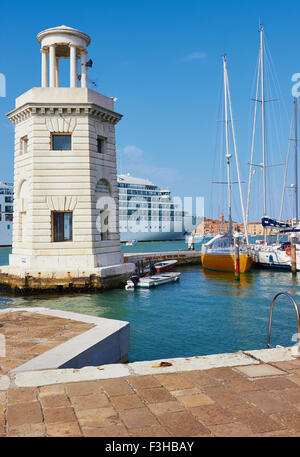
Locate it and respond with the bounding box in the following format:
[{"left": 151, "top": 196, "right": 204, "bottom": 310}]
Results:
[
  {"left": 1, "top": 308, "right": 300, "bottom": 436},
  {"left": 0, "top": 308, "right": 130, "bottom": 373}
]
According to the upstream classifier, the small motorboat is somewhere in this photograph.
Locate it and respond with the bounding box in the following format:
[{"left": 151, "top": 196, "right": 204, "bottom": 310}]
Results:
[
  {"left": 126, "top": 239, "right": 137, "bottom": 246},
  {"left": 125, "top": 272, "right": 181, "bottom": 290},
  {"left": 154, "top": 259, "right": 178, "bottom": 273}
]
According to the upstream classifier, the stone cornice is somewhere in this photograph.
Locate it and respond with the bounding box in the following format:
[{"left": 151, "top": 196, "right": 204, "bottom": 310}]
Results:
[{"left": 7, "top": 103, "right": 122, "bottom": 125}]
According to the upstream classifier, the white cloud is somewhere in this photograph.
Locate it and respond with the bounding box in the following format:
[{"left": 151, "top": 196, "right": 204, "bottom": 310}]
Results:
[
  {"left": 183, "top": 52, "right": 207, "bottom": 62},
  {"left": 123, "top": 145, "right": 144, "bottom": 160},
  {"left": 120, "top": 145, "right": 181, "bottom": 186}
]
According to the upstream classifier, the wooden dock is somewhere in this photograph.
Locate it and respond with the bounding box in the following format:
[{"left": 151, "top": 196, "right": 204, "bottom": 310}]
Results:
[{"left": 123, "top": 250, "right": 202, "bottom": 266}]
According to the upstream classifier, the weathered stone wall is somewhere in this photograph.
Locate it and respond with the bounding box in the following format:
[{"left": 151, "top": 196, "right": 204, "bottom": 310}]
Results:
[{"left": 0, "top": 270, "right": 131, "bottom": 296}]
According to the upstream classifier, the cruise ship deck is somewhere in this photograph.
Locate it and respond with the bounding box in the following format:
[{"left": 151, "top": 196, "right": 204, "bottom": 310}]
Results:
[{"left": 118, "top": 174, "right": 195, "bottom": 242}]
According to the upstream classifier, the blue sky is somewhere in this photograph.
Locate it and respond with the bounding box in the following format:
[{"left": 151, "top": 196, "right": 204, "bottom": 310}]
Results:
[{"left": 0, "top": 0, "right": 299, "bottom": 222}]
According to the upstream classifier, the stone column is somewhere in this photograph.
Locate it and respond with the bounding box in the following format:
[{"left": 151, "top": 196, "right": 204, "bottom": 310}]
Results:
[
  {"left": 81, "top": 49, "right": 87, "bottom": 88},
  {"left": 70, "top": 44, "right": 78, "bottom": 88},
  {"left": 49, "top": 45, "right": 56, "bottom": 88},
  {"left": 55, "top": 57, "right": 59, "bottom": 87},
  {"left": 41, "top": 48, "right": 48, "bottom": 88}
]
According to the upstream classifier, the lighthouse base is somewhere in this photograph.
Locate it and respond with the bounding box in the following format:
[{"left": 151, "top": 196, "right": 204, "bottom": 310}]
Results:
[{"left": 0, "top": 263, "right": 135, "bottom": 296}]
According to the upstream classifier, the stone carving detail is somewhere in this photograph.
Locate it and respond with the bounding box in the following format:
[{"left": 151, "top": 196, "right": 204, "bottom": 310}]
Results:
[
  {"left": 17, "top": 180, "right": 29, "bottom": 212},
  {"left": 94, "top": 120, "right": 109, "bottom": 138},
  {"left": 46, "top": 196, "right": 78, "bottom": 211},
  {"left": 46, "top": 117, "right": 77, "bottom": 133},
  {"left": 95, "top": 178, "right": 111, "bottom": 195},
  {"left": 19, "top": 198, "right": 28, "bottom": 212}
]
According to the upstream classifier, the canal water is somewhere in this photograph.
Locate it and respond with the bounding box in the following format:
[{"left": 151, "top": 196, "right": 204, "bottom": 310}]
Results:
[{"left": 0, "top": 242, "right": 299, "bottom": 362}]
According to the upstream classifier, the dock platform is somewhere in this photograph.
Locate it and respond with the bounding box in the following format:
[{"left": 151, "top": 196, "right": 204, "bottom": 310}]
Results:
[
  {"left": 124, "top": 250, "right": 202, "bottom": 267},
  {"left": 2, "top": 326, "right": 300, "bottom": 436}
]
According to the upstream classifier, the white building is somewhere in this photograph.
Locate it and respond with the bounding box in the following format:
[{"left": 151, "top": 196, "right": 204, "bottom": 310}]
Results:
[{"left": 1, "top": 25, "right": 134, "bottom": 288}]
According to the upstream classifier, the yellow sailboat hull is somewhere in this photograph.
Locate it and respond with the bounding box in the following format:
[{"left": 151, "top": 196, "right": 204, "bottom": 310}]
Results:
[{"left": 201, "top": 253, "right": 253, "bottom": 273}]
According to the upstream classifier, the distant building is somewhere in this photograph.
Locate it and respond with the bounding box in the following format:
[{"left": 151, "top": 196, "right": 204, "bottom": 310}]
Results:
[
  {"left": 247, "top": 222, "right": 275, "bottom": 236},
  {"left": 195, "top": 216, "right": 289, "bottom": 237},
  {"left": 194, "top": 213, "right": 243, "bottom": 235}
]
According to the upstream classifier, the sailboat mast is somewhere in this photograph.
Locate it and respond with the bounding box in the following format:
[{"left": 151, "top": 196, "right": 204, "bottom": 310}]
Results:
[
  {"left": 295, "top": 96, "right": 298, "bottom": 226},
  {"left": 260, "top": 26, "right": 267, "bottom": 243},
  {"left": 223, "top": 55, "right": 232, "bottom": 236}
]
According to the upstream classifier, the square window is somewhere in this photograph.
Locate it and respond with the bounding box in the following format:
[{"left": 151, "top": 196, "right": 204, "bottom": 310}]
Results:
[
  {"left": 52, "top": 134, "right": 71, "bottom": 151},
  {"left": 20, "top": 136, "right": 28, "bottom": 155},
  {"left": 97, "top": 136, "right": 106, "bottom": 154},
  {"left": 52, "top": 212, "right": 73, "bottom": 242}
]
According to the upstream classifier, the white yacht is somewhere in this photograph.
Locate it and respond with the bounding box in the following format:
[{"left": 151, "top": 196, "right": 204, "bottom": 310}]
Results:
[
  {"left": 118, "top": 174, "right": 195, "bottom": 242},
  {"left": 0, "top": 182, "right": 13, "bottom": 247}
]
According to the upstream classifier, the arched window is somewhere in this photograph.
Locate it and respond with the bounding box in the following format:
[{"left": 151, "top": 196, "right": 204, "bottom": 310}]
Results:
[{"left": 95, "top": 179, "right": 116, "bottom": 241}]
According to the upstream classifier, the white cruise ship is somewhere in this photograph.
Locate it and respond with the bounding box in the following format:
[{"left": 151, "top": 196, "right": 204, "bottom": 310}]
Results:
[
  {"left": 0, "top": 182, "right": 13, "bottom": 247},
  {"left": 118, "top": 174, "right": 195, "bottom": 242}
]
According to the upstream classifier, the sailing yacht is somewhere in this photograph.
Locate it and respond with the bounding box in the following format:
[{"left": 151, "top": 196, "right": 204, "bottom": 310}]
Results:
[
  {"left": 247, "top": 26, "right": 292, "bottom": 269},
  {"left": 257, "top": 96, "right": 300, "bottom": 270},
  {"left": 201, "top": 55, "right": 253, "bottom": 273}
]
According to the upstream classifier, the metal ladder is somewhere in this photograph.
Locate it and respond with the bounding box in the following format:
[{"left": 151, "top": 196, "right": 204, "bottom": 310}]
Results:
[{"left": 267, "top": 291, "right": 300, "bottom": 350}]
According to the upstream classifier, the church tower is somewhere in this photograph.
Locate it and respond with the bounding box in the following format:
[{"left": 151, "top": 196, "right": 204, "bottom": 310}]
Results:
[{"left": 1, "top": 26, "right": 133, "bottom": 291}]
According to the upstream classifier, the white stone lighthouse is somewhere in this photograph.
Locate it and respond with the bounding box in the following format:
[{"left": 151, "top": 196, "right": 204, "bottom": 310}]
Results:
[{"left": 1, "top": 25, "right": 134, "bottom": 292}]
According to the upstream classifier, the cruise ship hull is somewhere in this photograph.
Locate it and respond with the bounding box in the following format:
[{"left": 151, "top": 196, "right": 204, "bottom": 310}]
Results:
[
  {"left": 120, "top": 229, "right": 187, "bottom": 242},
  {"left": 119, "top": 216, "right": 195, "bottom": 243},
  {"left": 0, "top": 221, "right": 12, "bottom": 246}
]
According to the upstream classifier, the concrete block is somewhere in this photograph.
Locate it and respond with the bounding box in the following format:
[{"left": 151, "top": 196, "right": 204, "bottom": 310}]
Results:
[
  {"left": 10, "top": 308, "right": 130, "bottom": 372},
  {"left": 129, "top": 352, "right": 259, "bottom": 376},
  {"left": 14, "top": 363, "right": 131, "bottom": 387},
  {"left": 245, "top": 347, "right": 296, "bottom": 363}
]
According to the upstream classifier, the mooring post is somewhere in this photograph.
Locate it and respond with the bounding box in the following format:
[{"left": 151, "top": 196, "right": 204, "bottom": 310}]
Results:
[
  {"left": 291, "top": 233, "right": 297, "bottom": 276},
  {"left": 234, "top": 232, "right": 240, "bottom": 281}
]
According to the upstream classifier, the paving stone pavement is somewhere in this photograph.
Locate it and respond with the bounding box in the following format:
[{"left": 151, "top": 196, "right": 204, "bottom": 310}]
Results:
[
  {"left": 2, "top": 361, "right": 300, "bottom": 436},
  {"left": 0, "top": 311, "right": 94, "bottom": 376}
]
